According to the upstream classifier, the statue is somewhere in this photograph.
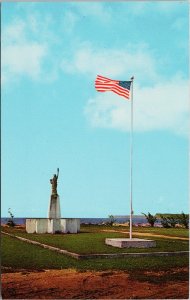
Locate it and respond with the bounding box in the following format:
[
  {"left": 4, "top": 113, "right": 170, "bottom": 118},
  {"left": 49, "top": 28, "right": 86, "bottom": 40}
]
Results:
[{"left": 50, "top": 168, "right": 59, "bottom": 195}]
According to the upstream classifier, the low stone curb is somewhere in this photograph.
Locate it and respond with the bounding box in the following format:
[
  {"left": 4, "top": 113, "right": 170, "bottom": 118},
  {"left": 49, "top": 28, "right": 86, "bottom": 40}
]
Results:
[
  {"left": 2, "top": 231, "right": 189, "bottom": 260},
  {"left": 79, "top": 251, "right": 189, "bottom": 260},
  {"left": 2, "top": 231, "right": 80, "bottom": 259}
]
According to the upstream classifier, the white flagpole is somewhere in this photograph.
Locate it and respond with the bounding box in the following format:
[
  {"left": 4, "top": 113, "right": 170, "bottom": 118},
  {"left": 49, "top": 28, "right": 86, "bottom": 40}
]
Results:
[{"left": 129, "top": 76, "right": 134, "bottom": 240}]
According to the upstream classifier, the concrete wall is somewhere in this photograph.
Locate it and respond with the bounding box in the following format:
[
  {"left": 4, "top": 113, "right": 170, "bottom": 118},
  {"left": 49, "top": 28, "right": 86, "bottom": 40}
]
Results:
[
  {"left": 76, "top": 219, "right": 80, "bottom": 232},
  {"left": 60, "top": 218, "right": 80, "bottom": 233},
  {"left": 26, "top": 219, "right": 49, "bottom": 233},
  {"left": 60, "top": 219, "right": 67, "bottom": 233},
  {"left": 26, "top": 218, "right": 80, "bottom": 234},
  {"left": 26, "top": 219, "right": 36, "bottom": 233},
  {"left": 36, "top": 219, "right": 48, "bottom": 234},
  {"left": 47, "top": 219, "right": 53, "bottom": 233},
  {"left": 48, "top": 219, "right": 62, "bottom": 234}
]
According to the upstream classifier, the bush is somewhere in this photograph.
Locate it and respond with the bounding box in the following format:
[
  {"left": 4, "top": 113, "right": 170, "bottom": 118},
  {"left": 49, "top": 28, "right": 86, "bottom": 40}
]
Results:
[
  {"left": 178, "top": 212, "right": 189, "bottom": 229},
  {"left": 6, "top": 208, "right": 16, "bottom": 227},
  {"left": 159, "top": 213, "right": 189, "bottom": 229},
  {"left": 167, "top": 216, "right": 178, "bottom": 228},
  {"left": 6, "top": 220, "right": 16, "bottom": 227},
  {"left": 142, "top": 212, "right": 157, "bottom": 227},
  {"left": 160, "top": 215, "right": 171, "bottom": 228},
  {"left": 107, "top": 215, "right": 116, "bottom": 226}
]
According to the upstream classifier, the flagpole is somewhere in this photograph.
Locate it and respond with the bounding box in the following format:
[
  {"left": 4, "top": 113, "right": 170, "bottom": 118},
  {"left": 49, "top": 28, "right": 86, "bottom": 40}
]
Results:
[{"left": 129, "top": 76, "right": 134, "bottom": 240}]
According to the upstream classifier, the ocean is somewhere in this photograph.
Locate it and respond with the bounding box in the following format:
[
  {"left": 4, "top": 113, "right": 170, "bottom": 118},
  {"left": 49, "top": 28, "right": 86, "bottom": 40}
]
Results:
[{"left": 1, "top": 216, "right": 149, "bottom": 225}]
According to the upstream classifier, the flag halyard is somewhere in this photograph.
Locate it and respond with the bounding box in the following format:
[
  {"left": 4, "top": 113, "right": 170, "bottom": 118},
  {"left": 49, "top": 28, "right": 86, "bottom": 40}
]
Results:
[{"left": 95, "top": 75, "right": 132, "bottom": 99}]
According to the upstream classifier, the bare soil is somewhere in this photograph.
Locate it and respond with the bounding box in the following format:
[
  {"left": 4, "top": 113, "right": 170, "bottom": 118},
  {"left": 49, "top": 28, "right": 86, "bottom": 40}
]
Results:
[{"left": 1, "top": 267, "right": 189, "bottom": 299}]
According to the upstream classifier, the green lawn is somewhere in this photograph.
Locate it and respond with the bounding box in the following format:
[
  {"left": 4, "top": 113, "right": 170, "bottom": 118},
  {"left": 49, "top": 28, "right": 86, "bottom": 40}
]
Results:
[
  {"left": 2, "top": 224, "right": 189, "bottom": 238},
  {"left": 81, "top": 224, "right": 189, "bottom": 237},
  {"left": 117, "top": 226, "right": 189, "bottom": 238},
  {"left": 1, "top": 225, "right": 189, "bottom": 254},
  {"left": 2, "top": 234, "right": 189, "bottom": 271}
]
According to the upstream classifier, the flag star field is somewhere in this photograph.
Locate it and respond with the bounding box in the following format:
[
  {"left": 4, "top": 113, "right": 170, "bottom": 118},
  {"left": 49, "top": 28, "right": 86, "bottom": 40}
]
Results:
[
  {"left": 118, "top": 81, "right": 132, "bottom": 91},
  {"left": 2, "top": 1, "right": 189, "bottom": 218}
]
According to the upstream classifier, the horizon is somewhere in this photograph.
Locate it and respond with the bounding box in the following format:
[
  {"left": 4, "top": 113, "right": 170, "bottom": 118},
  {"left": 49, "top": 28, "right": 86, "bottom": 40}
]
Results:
[{"left": 2, "top": 213, "right": 188, "bottom": 219}]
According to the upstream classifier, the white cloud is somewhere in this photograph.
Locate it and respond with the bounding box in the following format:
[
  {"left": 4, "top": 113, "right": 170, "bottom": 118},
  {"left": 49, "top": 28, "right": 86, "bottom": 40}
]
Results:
[
  {"left": 126, "top": 2, "right": 147, "bottom": 16},
  {"left": 3, "top": 44, "right": 47, "bottom": 80},
  {"left": 84, "top": 79, "right": 189, "bottom": 136},
  {"left": 62, "top": 11, "right": 79, "bottom": 34},
  {"left": 2, "top": 15, "right": 57, "bottom": 85},
  {"left": 3, "top": 20, "right": 26, "bottom": 43},
  {"left": 155, "top": 1, "right": 184, "bottom": 14},
  {"left": 60, "top": 3, "right": 111, "bottom": 35},
  {"left": 61, "top": 43, "right": 158, "bottom": 83},
  {"left": 59, "top": 2, "right": 111, "bottom": 36},
  {"left": 73, "top": 2, "right": 111, "bottom": 22}
]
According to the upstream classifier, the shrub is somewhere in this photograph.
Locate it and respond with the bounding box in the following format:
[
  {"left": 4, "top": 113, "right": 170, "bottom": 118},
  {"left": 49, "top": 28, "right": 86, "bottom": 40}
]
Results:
[
  {"left": 160, "top": 215, "right": 171, "bottom": 228},
  {"left": 142, "top": 212, "right": 157, "bottom": 227},
  {"left": 159, "top": 213, "right": 189, "bottom": 229},
  {"left": 6, "top": 208, "right": 16, "bottom": 227},
  {"left": 178, "top": 212, "right": 189, "bottom": 229},
  {"left": 160, "top": 215, "right": 178, "bottom": 228},
  {"left": 167, "top": 216, "right": 178, "bottom": 228},
  {"left": 107, "top": 215, "right": 116, "bottom": 226}
]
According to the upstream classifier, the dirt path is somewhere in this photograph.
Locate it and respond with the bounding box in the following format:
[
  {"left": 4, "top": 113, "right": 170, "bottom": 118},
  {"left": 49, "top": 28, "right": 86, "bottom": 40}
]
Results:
[
  {"left": 2, "top": 267, "right": 189, "bottom": 299},
  {"left": 102, "top": 229, "right": 189, "bottom": 240}
]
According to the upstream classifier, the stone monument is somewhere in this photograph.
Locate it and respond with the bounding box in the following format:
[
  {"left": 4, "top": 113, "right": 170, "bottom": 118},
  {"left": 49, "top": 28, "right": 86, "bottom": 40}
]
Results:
[
  {"left": 48, "top": 168, "right": 61, "bottom": 219},
  {"left": 26, "top": 169, "right": 80, "bottom": 234}
]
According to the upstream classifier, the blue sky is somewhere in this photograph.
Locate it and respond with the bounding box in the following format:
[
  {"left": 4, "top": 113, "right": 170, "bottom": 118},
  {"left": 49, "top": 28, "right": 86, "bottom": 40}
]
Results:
[{"left": 2, "top": 1, "right": 189, "bottom": 218}]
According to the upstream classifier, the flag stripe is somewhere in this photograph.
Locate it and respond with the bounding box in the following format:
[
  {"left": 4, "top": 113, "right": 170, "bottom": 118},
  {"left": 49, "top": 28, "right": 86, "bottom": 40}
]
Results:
[
  {"left": 95, "top": 84, "right": 130, "bottom": 98},
  {"left": 95, "top": 82, "right": 130, "bottom": 94},
  {"left": 96, "top": 75, "right": 118, "bottom": 83},
  {"left": 95, "top": 75, "right": 131, "bottom": 99}
]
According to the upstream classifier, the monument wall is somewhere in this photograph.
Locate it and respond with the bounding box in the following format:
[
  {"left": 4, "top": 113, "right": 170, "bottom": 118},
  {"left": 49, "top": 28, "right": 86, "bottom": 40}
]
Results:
[{"left": 26, "top": 218, "right": 80, "bottom": 234}]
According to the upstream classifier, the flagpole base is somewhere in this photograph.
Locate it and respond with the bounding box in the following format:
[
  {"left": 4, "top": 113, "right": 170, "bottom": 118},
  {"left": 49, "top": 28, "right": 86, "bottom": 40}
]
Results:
[{"left": 105, "top": 238, "right": 156, "bottom": 248}]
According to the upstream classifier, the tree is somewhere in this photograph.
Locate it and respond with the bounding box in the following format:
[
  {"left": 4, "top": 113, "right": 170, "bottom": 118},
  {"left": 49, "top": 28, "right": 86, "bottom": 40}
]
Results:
[
  {"left": 142, "top": 212, "right": 157, "bottom": 227},
  {"left": 6, "top": 208, "right": 16, "bottom": 227},
  {"left": 178, "top": 212, "right": 189, "bottom": 229},
  {"left": 107, "top": 215, "right": 116, "bottom": 226},
  {"left": 160, "top": 215, "right": 171, "bottom": 228},
  {"left": 167, "top": 216, "right": 178, "bottom": 228},
  {"left": 157, "top": 213, "right": 189, "bottom": 229}
]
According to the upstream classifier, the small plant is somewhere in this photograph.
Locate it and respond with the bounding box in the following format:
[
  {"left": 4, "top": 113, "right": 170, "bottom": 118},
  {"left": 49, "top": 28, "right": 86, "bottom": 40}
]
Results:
[
  {"left": 159, "top": 213, "right": 189, "bottom": 229},
  {"left": 178, "top": 212, "right": 189, "bottom": 229},
  {"left": 167, "top": 216, "right": 178, "bottom": 228},
  {"left": 6, "top": 208, "right": 16, "bottom": 227},
  {"left": 160, "top": 215, "right": 171, "bottom": 228},
  {"left": 142, "top": 212, "right": 157, "bottom": 227},
  {"left": 107, "top": 215, "right": 116, "bottom": 226}
]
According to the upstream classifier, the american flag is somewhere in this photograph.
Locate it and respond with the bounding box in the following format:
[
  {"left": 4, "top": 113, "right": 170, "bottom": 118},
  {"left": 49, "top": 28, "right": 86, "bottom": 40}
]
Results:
[{"left": 95, "top": 75, "right": 132, "bottom": 100}]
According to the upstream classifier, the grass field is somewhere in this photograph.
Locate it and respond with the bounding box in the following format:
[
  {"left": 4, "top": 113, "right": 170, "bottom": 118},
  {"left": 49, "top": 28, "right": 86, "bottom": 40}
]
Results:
[
  {"left": 2, "top": 234, "right": 189, "bottom": 271},
  {"left": 2, "top": 224, "right": 189, "bottom": 237},
  {"left": 112, "top": 226, "right": 189, "bottom": 237},
  {"left": 1, "top": 225, "right": 189, "bottom": 254},
  {"left": 1, "top": 225, "right": 189, "bottom": 271}
]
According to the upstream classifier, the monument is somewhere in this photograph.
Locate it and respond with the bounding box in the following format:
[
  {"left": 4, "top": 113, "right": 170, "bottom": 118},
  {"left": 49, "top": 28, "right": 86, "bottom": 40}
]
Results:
[
  {"left": 48, "top": 168, "right": 61, "bottom": 219},
  {"left": 26, "top": 169, "right": 80, "bottom": 234}
]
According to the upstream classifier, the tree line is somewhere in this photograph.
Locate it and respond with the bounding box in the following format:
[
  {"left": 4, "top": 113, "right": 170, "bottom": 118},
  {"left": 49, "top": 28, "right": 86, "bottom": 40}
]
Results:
[{"left": 142, "top": 212, "right": 189, "bottom": 229}]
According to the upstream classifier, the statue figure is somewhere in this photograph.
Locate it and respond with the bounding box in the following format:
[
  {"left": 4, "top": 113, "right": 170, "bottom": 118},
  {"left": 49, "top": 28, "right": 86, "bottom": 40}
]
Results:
[{"left": 50, "top": 168, "right": 59, "bottom": 195}]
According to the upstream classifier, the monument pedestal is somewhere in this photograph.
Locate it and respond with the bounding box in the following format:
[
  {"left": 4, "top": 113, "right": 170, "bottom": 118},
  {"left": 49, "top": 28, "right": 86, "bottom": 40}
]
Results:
[
  {"left": 26, "top": 218, "right": 80, "bottom": 234},
  {"left": 105, "top": 238, "right": 156, "bottom": 248},
  {"left": 48, "top": 194, "right": 61, "bottom": 219}
]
